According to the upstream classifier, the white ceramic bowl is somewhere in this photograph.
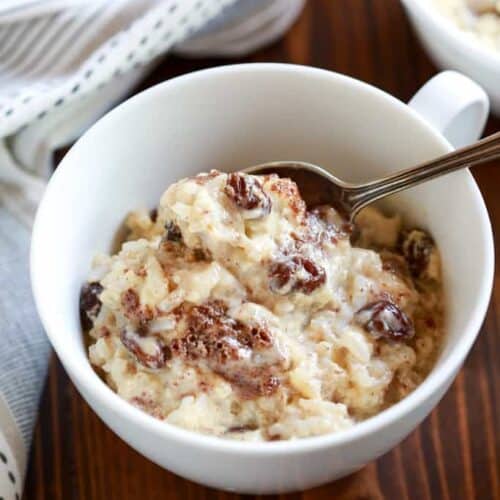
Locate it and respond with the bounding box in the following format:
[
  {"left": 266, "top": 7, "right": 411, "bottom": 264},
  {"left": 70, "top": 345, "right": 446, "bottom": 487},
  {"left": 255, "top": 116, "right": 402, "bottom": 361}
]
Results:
[
  {"left": 31, "top": 64, "right": 494, "bottom": 494},
  {"left": 402, "top": 0, "right": 500, "bottom": 116}
]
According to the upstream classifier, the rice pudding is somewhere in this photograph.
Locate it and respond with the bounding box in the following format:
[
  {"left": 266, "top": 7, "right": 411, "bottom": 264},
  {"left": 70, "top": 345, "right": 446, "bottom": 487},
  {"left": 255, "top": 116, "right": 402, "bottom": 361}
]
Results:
[{"left": 81, "top": 171, "right": 444, "bottom": 441}]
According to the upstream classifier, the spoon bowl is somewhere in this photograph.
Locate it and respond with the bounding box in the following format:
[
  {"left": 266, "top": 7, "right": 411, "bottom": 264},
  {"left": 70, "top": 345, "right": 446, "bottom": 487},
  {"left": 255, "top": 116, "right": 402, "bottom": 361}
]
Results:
[
  {"left": 244, "top": 161, "right": 355, "bottom": 217},
  {"left": 245, "top": 130, "right": 500, "bottom": 221}
]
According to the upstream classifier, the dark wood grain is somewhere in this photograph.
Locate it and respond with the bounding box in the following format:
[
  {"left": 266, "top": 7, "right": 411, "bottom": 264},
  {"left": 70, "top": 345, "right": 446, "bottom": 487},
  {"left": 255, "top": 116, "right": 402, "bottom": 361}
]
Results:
[{"left": 24, "top": 1, "right": 500, "bottom": 498}]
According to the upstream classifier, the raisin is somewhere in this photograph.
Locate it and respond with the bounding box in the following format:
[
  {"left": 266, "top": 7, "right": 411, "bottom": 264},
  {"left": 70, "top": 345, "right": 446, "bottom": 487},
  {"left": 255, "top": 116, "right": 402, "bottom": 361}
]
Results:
[
  {"left": 400, "top": 229, "right": 435, "bottom": 278},
  {"left": 80, "top": 282, "right": 103, "bottom": 330},
  {"left": 355, "top": 300, "right": 415, "bottom": 340},
  {"left": 149, "top": 208, "right": 158, "bottom": 223},
  {"left": 164, "top": 221, "right": 182, "bottom": 242},
  {"left": 121, "top": 328, "right": 169, "bottom": 370},
  {"left": 224, "top": 172, "right": 271, "bottom": 218},
  {"left": 269, "top": 255, "right": 326, "bottom": 295}
]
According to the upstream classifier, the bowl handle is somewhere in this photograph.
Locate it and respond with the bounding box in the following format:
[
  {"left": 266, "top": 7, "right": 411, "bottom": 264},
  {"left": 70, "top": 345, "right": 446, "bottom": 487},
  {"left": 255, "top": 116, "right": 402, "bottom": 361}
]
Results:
[{"left": 408, "top": 71, "right": 489, "bottom": 149}]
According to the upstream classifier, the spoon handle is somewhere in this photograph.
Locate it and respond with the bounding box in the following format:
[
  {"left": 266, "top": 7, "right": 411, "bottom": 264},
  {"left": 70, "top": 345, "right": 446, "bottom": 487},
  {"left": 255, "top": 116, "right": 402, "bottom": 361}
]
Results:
[{"left": 348, "top": 130, "right": 500, "bottom": 216}]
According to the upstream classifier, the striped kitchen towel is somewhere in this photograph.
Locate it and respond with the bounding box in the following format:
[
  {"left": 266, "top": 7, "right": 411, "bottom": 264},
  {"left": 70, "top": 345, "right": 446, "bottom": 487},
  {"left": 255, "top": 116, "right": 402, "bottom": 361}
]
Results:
[{"left": 0, "top": 1, "right": 304, "bottom": 498}]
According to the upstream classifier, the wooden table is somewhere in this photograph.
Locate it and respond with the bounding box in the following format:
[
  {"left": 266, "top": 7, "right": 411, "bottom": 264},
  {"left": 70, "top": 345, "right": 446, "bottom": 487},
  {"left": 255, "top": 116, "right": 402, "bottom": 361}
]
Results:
[{"left": 24, "top": 1, "right": 499, "bottom": 498}]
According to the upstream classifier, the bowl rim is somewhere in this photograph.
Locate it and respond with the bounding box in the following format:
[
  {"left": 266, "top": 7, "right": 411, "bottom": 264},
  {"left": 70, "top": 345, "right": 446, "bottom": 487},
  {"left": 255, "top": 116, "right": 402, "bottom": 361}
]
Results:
[
  {"left": 402, "top": 0, "right": 500, "bottom": 67},
  {"left": 31, "top": 62, "right": 495, "bottom": 456}
]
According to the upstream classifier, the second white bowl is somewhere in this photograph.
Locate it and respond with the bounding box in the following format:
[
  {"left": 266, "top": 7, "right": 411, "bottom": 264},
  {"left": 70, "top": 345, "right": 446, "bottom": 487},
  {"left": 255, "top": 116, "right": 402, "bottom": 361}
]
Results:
[{"left": 402, "top": 0, "right": 500, "bottom": 116}]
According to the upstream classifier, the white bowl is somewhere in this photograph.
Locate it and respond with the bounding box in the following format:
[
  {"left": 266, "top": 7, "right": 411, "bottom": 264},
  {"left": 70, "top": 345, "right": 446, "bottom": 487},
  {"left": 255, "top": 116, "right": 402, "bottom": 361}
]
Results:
[
  {"left": 402, "top": 0, "right": 500, "bottom": 116},
  {"left": 31, "top": 64, "right": 494, "bottom": 494}
]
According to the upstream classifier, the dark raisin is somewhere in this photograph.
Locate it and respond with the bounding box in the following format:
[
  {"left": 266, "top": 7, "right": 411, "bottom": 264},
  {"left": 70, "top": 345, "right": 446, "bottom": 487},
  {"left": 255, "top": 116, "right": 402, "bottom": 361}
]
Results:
[
  {"left": 80, "top": 282, "right": 103, "bottom": 330},
  {"left": 400, "top": 229, "right": 435, "bottom": 278},
  {"left": 355, "top": 300, "right": 415, "bottom": 340},
  {"left": 269, "top": 255, "right": 326, "bottom": 295},
  {"left": 164, "top": 221, "right": 182, "bottom": 242},
  {"left": 149, "top": 208, "right": 158, "bottom": 222},
  {"left": 121, "top": 329, "right": 168, "bottom": 370},
  {"left": 224, "top": 172, "right": 271, "bottom": 218}
]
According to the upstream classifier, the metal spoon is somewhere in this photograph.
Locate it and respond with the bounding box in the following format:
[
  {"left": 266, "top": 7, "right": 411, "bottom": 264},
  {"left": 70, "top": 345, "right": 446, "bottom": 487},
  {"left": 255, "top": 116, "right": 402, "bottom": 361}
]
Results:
[{"left": 244, "top": 131, "right": 500, "bottom": 221}]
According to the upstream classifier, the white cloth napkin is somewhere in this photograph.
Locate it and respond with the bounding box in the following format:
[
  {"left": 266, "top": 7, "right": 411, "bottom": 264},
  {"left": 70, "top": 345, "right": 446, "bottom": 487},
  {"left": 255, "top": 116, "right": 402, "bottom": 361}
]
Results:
[{"left": 0, "top": 1, "right": 304, "bottom": 497}]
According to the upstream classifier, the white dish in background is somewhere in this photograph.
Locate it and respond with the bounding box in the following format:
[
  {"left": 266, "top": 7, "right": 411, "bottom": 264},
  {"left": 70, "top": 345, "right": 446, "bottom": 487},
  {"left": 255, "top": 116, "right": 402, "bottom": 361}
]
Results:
[
  {"left": 31, "top": 64, "right": 493, "bottom": 494},
  {"left": 402, "top": 0, "right": 500, "bottom": 117}
]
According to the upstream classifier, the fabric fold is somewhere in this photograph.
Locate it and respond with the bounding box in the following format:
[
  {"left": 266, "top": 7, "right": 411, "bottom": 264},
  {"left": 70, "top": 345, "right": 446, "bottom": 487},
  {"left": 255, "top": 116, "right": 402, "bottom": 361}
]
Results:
[{"left": 0, "top": 1, "right": 304, "bottom": 497}]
